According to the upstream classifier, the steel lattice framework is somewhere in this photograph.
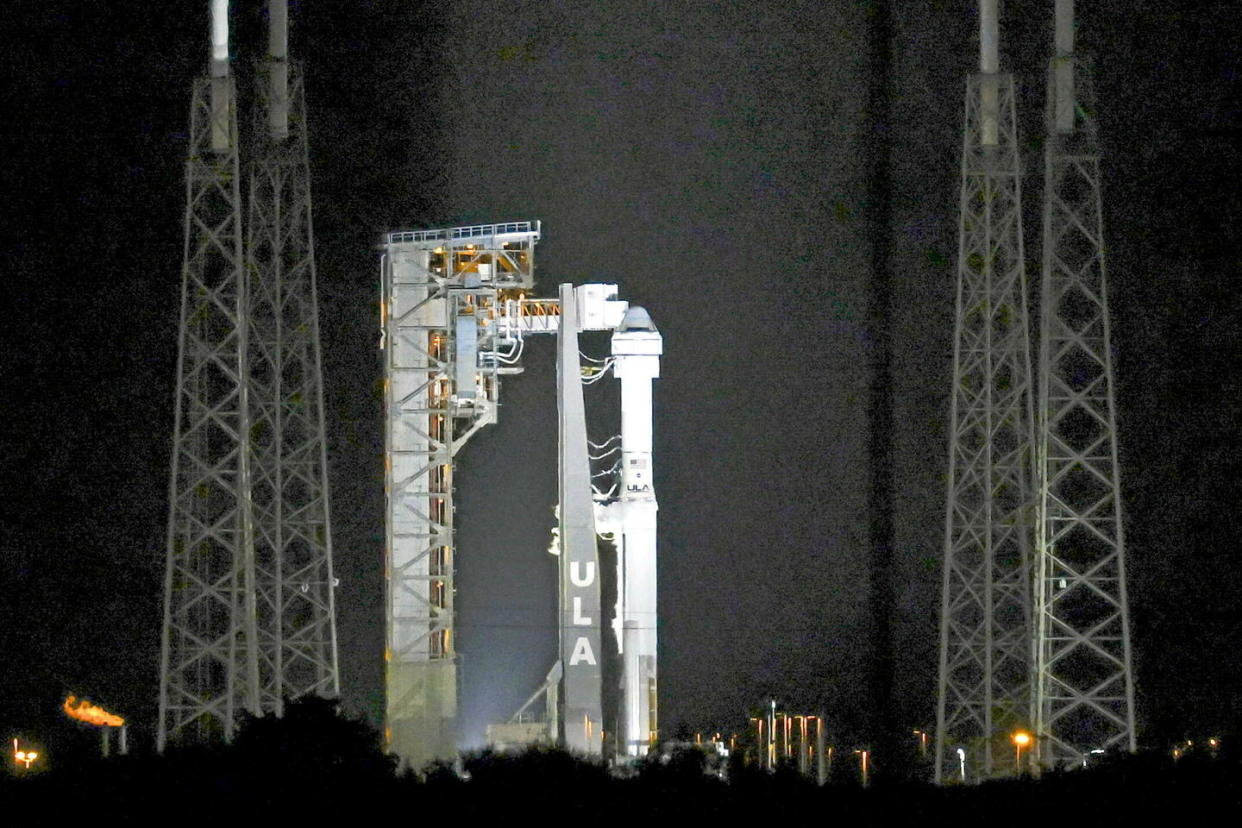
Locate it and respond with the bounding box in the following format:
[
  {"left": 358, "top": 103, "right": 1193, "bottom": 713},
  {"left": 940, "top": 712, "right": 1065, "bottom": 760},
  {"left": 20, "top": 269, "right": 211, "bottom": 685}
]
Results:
[
  {"left": 159, "top": 74, "right": 261, "bottom": 749},
  {"left": 160, "top": 4, "right": 339, "bottom": 747},
  {"left": 935, "top": 71, "right": 1037, "bottom": 784},
  {"left": 382, "top": 224, "right": 540, "bottom": 769},
  {"left": 1034, "top": 54, "right": 1137, "bottom": 766},
  {"left": 245, "top": 62, "right": 340, "bottom": 714}
]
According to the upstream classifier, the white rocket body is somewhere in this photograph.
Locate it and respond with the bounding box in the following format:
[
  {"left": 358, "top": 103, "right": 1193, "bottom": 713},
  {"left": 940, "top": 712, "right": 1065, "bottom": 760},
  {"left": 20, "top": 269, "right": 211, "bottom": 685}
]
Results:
[{"left": 610, "top": 307, "right": 661, "bottom": 757}]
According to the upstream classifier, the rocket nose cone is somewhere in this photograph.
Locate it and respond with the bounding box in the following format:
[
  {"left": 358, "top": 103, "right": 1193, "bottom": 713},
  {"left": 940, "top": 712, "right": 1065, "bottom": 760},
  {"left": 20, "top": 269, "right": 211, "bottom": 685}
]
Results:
[{"left": 619, "top": 306, "right": 656, "bottom": 331}]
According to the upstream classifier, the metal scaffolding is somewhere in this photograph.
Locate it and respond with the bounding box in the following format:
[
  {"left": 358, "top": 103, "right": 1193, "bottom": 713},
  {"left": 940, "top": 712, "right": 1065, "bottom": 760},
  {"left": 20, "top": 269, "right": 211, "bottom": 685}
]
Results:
[
  {"left": 381, "top": 223, "right": 540, "bottom": 769},
  {"left": 1034, "top": 2, "right": 1137, "bottom": 766},
  {"left": 935, "top": 15, "right": 1037, "bottom": 778},
  {"left": 159, "top": 66, "right": 260, "bottom": 749},
  {"left": 159, "top": 2, "right": 338, "bottom": 748},
  {"left": 245, "top": 59, "right": 340, "bottom": 713}
]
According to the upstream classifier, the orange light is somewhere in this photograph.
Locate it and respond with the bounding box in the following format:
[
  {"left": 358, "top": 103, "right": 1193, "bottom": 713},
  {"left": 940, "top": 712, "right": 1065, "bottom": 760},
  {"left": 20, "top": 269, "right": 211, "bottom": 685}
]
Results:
[
  {"left": 13, "top": 739, "right": 39, "bottom": 769},
  {"left": 1012, "top": 730, "right": 1032, "bottom": 772},
  {"left": 63, "top": 695, "right": 124, "bottom": 727}
]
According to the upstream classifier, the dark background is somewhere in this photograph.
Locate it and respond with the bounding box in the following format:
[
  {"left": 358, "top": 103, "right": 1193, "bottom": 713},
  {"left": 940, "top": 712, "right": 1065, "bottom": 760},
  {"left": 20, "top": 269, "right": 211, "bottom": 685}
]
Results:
[{"left": 2, "top": 0, "right": 1239, "bottom": 760}]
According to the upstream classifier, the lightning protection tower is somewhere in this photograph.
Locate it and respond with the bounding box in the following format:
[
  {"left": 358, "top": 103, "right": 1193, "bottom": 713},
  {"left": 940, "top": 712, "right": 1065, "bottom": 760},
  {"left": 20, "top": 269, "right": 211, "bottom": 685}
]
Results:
[
  {"left": 159, "top": 1, "right": 339, "bottom": 749},
  {"left": 244, "top": 1, "right": 340, "bottom": 713},
  {"left": 1033, "top": 0, "right": 1137, "bottom": 766},
  {"left": 159, "top": 0, "right": 260, "bottom": 748},
  {"left": 935, "top": 0, "right": 1037, "bottom": 783}
]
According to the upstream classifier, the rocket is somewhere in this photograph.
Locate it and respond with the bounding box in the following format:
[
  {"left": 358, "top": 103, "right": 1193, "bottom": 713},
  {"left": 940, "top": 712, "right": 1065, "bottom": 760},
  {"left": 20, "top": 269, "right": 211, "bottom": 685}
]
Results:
[{"left": 610, "top": 307, "right": 662, "bottom": 757}]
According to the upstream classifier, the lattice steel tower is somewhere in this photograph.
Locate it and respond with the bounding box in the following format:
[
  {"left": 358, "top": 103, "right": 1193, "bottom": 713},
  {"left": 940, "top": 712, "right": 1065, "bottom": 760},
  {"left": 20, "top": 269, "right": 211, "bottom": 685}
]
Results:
[
  {"left": 1034, "top": 0, "right": 1136, "bottom": 766},
  {"left": 244, "top": 3, "right": 340, "bottom": 714},
  {"left": 159, "top": 1, "right": 338, "bottom": 749},
  {"left": 935, "top": 1, "right": 1037, "bottom": 784},
  {"left": 159, "top": 2, "right": 258, "bottom": 748}
]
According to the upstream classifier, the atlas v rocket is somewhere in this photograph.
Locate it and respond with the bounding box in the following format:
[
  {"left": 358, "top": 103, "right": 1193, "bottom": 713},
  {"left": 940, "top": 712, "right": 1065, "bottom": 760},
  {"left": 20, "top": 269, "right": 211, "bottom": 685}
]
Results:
[
  {"left": 558, "top": 284, "right": 663, "bottom": 758},
  {"left": 599, "top": 303, "right": 663, "bottom": 757}
]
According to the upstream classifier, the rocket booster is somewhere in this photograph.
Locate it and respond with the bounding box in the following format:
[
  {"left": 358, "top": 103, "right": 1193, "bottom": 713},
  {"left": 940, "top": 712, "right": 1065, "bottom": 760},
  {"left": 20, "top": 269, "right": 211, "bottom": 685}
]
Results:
[
  {"left": 615, "top": 307, "right": 660, "bottom": 503},
  {"left": 611, "top": 306, "right": 662, "bottom": 757}
]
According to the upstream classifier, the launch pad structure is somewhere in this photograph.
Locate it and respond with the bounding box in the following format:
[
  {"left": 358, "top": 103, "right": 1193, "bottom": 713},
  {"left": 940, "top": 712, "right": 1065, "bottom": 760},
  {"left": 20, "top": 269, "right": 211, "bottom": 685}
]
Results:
[
  {"left": 158, "top": 1, "right": 339, "bottom": 749},
  {"left": 153, "top": 0, "right": 1138, "bottom": 778},
  {"left": 936, "top": 0, "right": 1136, "bottom": 782},
  {"left": 157, "top": 2, "right": 661, "bottom": 764},
  {"left": 382, "top": 225, "right": 663, "bottom": 768},
  {"left": 935, "top": 1, "right": 1035, "bottom": 783},
  {"left": 1034, "top": 0, "right": 1137, "bottom": 768}
]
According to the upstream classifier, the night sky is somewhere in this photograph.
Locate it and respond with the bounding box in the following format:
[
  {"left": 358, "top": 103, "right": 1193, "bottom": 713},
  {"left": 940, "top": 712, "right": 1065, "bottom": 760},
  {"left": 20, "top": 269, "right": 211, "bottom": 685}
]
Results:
[{"left": 3, "top": 0, "right": 1240, "bottom": 759}]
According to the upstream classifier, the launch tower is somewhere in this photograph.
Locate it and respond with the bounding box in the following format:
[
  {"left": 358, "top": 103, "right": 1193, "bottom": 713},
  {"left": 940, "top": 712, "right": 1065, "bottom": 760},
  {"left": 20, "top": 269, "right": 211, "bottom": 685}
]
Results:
[
  {"left": 244, "top": 2, "right": 340, "bottom": 713},
  {"left": 381, "top": 223, "right": 541, "bottom": 767}
]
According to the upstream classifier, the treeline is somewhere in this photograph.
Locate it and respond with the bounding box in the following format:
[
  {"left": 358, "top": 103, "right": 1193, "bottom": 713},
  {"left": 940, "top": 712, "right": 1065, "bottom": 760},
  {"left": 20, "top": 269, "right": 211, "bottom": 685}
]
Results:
[{"left": 4, "top": 698, "right": 1239, "bottom": 824}]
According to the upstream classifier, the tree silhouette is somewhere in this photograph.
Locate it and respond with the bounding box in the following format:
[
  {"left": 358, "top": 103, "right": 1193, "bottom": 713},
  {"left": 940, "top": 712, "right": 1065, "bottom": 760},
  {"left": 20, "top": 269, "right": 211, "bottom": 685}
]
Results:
[{"left": 229, "top": 696, "right": 396, "bottom": 808}]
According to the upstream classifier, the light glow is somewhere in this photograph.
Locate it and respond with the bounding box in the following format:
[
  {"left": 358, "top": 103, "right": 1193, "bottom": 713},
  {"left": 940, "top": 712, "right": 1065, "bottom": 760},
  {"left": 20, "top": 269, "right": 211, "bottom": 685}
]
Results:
[
  {"left": 13, "top": 739, "right": 39, "bottom": 769},
  {"left": 210, "top": 0, "right": 229, "bottom": 66},
  {"left": 63, "top": 694, "right": 124, "bottom": 727}
]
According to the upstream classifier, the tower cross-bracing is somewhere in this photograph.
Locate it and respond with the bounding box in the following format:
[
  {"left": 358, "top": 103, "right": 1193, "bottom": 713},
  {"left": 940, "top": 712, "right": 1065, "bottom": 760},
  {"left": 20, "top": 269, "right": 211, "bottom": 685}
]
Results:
[
  {"left": 1034, "top": 0, "right": 1137, "bottom": 766},
  {"left": 382, "top": 223, "right": 540, "bottom": 769},
  {"left": 159, "top": 2, "right": 260, "bottom": 749},
  {"left": 935, "top": 1, "right": 1036, "bottom": 784},
  {"left": 159, "top": 1, "right": 339, "bottom": 749},
  {"left": 245, "top": 12, "right": 339, "bottom": 712}
]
